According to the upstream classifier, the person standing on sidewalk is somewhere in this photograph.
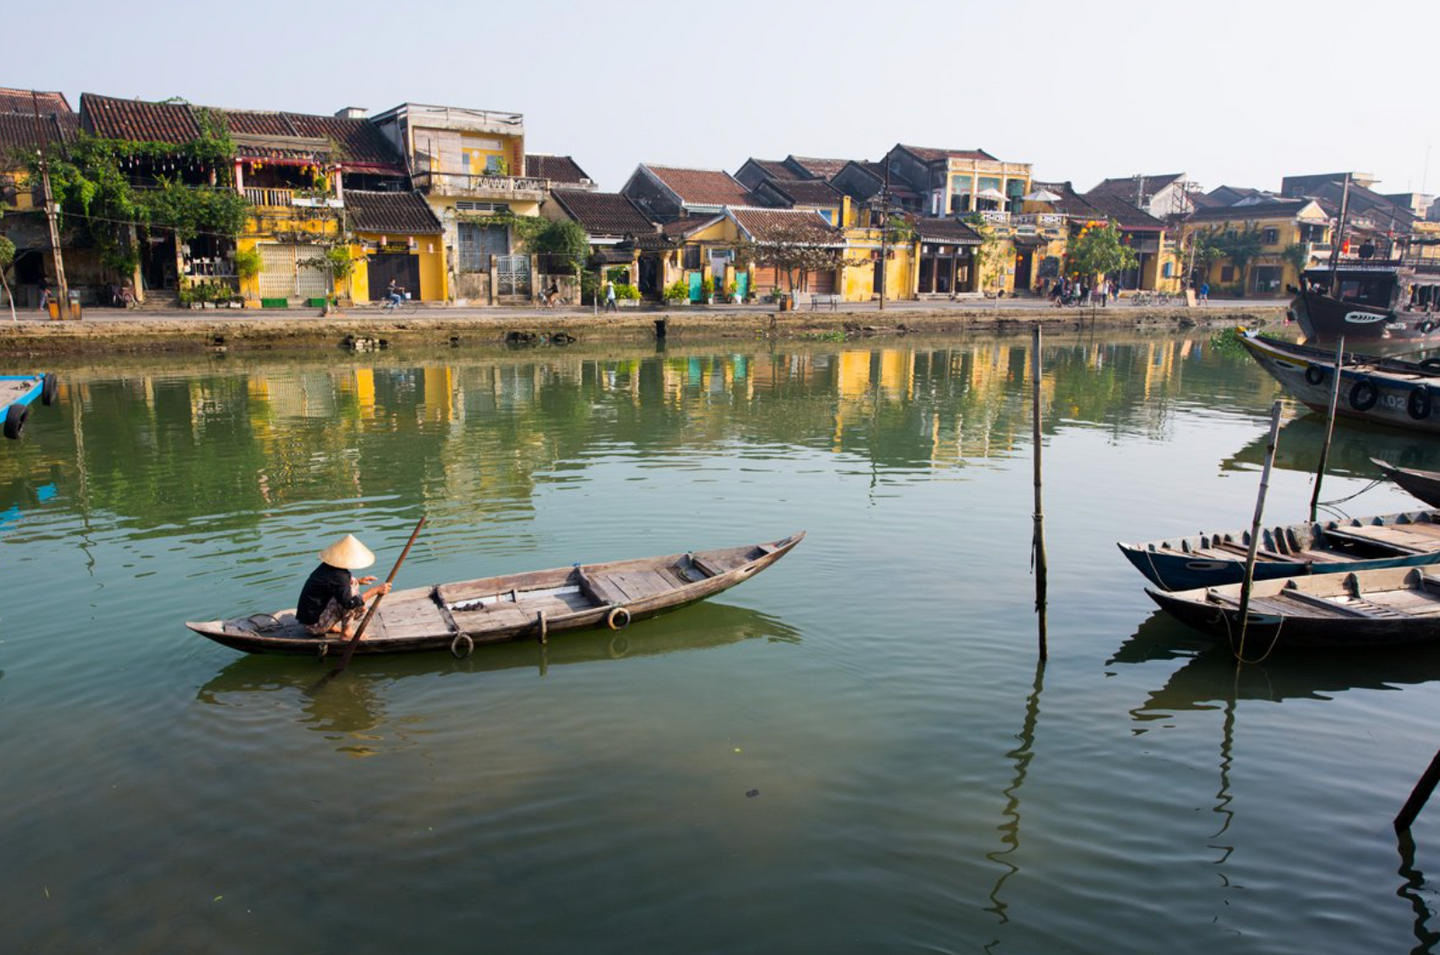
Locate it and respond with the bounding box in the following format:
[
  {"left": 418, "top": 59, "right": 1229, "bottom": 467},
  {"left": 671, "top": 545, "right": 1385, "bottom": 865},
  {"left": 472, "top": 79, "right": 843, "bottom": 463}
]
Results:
[
  {"left": 1199, "top": 281, "right": 1209, "bottom": 305},
  {"left": 604, "top": 280, "right": 618, "bottom": 313}
]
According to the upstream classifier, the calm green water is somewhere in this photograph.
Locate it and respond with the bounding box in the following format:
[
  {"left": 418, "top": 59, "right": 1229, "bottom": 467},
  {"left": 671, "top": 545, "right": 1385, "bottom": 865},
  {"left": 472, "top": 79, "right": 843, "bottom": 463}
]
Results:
[{"left": 4, "top": 332, "right": 1440, "bottom": 954}]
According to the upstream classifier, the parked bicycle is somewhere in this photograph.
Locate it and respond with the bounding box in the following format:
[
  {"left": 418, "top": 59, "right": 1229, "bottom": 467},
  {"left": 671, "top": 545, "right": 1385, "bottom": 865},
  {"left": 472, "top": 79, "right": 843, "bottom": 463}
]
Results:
[{"left": 1129, "top": 291, "right": 1175, "bottom": 307}]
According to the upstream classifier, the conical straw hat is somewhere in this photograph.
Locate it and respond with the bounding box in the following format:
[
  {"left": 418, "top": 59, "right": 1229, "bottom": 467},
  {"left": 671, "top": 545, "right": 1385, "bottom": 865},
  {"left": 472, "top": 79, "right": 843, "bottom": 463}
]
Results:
[{"left": 318, "top": 534, "right": 375, "bottom": 570}]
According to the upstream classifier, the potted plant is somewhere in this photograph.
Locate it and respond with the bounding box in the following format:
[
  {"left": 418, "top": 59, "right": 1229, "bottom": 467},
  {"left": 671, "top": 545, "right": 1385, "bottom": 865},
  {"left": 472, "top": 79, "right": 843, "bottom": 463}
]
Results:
[
  {"left": 771, "top": 286, "right": 791, "bottom": 312},
  {"left": 724, "top": 281, "right": 737, "bottom": 304},
  {"left": 700, "top": 276, "right": 715, "bottom": 305},
  {"left": 662, "top": 280, "right": 689, "bottom": 305}
]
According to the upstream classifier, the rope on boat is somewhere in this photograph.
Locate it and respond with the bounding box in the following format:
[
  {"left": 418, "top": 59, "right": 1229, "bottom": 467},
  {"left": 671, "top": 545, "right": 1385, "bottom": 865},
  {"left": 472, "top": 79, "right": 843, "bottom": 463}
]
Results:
[
  {"left": 1220, "top": 604, "right": 1286, "bottom": 665},
  {"left": 1314, "top": 477, "right": 1387, "bottom": 517}
]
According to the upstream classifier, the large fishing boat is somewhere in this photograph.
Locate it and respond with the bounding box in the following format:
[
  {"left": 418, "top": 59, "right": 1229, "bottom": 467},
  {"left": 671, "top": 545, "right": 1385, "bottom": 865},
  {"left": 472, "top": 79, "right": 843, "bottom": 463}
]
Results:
[{"left": 1290, "top": 254, "right": 1440, "bottom": 344}]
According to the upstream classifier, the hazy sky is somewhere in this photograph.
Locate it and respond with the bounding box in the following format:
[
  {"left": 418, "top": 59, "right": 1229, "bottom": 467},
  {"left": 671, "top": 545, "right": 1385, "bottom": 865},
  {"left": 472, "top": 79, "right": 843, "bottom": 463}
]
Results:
[{"left": 10, "top": 0, "right": 1438, "bottom": 197}]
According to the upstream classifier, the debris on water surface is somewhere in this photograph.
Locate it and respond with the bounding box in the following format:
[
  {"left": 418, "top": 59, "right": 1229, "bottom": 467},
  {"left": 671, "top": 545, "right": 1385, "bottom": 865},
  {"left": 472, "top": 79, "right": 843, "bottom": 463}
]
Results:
[{"left": 746, "top": 789, "right": 759, "bottom": 798}]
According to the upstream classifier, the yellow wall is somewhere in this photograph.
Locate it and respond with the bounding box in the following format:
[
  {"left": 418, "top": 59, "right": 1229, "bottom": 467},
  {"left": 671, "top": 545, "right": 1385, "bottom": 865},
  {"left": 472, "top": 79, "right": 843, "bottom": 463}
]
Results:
[
  {"left": 351, "top": 232, "right": 447, "bottom": 302},
  {"left": 840, "top": 230, "right": 916, "bottom": 302},
  {"left": 1180, "top": 213, "right": 1330, "bottom": 295}
]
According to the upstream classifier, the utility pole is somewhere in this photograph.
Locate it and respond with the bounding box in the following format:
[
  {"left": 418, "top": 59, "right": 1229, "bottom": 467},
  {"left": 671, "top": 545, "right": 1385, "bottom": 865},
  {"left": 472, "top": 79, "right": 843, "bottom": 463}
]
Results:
[
  {"left": 878, "top": 160, "right": 890, "bottom": 312},
  {"left": 31, "top": 92, "right": 69, "bottom": 320}
]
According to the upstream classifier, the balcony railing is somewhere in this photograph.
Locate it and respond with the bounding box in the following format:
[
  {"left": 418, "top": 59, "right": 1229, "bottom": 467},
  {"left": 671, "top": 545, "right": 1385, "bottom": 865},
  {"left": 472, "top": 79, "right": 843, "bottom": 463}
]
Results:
[
  {"left": 968, "top": 209, "right": 1011, "bottom": 225},
  {"left": 242, "top": 187, "right": 343, "bottom": 209},
  {"left": 412, "top": 171, "right": 548, "bottom": 198}
]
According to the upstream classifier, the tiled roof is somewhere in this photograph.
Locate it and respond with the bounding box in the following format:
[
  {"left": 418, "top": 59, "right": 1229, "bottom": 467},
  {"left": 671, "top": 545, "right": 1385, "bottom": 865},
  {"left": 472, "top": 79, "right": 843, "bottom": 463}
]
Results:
[
  {"left": 1083, "top": 192, "right": 1167, "bottom": 230},
  {"left": 0, "top": 110, "right": 78, "bottom": 154},
  {"left": 661, "top": 215, "right": 724, "bottom": 237},
  {"left": 729, "top": 207, "right": 842, "bottom": 245},
  {"left": 1030, "top": 181, "right": 1103, "bottom": 219},
  {"left": 526, "top": 154, "right": 592, "bottom": 184},
  {"left": 345, "top": 189, "right": 443, "bottom": 234},
  {"left": 741, "top": 158, "right": 802, "bottom": 181},
  {"left": 766, "top": 178, "right": 843, "bottom": 207},
  {"left": 899, "top": 144, "right": 999, "bottom": 164},
  {"left": 1186, "top": 198, "right": 1312, "bottom": 222},
  {"left": 1188, "top": 191, "right": 1226, "bottom": 209},
  {"left": 1087, "top": 173, "right": 1185, "bottom": 200},
  {"left": 550, "top": 189, "right": 656, "bottom": 237},
  {"left": 644, "top": 165, "right": 754, "bottom": 207},
  {"left": 82, "top": 92, "right": 199, "bottom": 142},
  {"left": 914, "top": 218, "right": 984, "bottom": 245},
  {"left": 786, "top": 156, "right": 850, "bottom": 179},
  {"left": 0, "top": 88, "right": 71, "bottom": 115},
  {"left": 79, "top": 93, "right": 402, "bottom": 169}
]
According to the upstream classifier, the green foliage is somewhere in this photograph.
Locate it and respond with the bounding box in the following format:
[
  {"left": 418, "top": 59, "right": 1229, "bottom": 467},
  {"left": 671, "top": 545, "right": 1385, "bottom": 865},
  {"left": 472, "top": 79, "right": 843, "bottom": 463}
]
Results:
[
  {"left": 1280, "top": 242, "right": 1308, "bottom": 278},
  {"left": 1209, "top": 224, "right": 1264, "bottom": 297},
  {"left": 1065, "top": 222, "right": 1139, "bottom": 282},
  {"left": 605, "top": 266, "right": 630, "bottom": 284},
  {"left": 580, "top": 269, "right": 600, "bottom": 304},
  {"left": 233, "top": 247, "right": 262, "bottom": 280},
  {"left": 662, "top": 279, "right": 689, "bottom": 303},
  {"left": 528, "top": 218, "right": 589, "bottom": 270},
  {"left": 1208, "top": 326, "right": 1249, "bottom": 356},
  {"left": 144, "top": 178, "right": 249, "bottom": 241},
  {"left": 972, "top": 224, "right": 1008, "bottom": 292},
  {"left": 614, "top": 283, "right": 641, "bottom": 300},
  {"left": 0, "top": 233, "right": 13, "bottom": 269},
  {"left": 178, "top": 280, "right": 239, "bottom": 306},
  {"left": 700, "top": 276, "right": 715, "bottom": 299}
]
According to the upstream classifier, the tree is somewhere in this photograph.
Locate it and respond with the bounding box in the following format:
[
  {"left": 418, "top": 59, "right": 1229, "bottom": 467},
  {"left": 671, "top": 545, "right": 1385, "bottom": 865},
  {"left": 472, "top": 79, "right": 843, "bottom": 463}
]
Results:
[
  {"left": 1065, "top": 222, "right": 1138, "bottom": 285},
  {"left": 528, "top": 218, "right": 590, "bottom": 273},
  {"left": 1211, "top": 224, "right": 1264, "bottom": 297},
  {"left": 1279, "top": 242, "right": 1309, "bottom": 285},
  {"left": 736, "top": 220, "right": 845, "bottom": 301}
]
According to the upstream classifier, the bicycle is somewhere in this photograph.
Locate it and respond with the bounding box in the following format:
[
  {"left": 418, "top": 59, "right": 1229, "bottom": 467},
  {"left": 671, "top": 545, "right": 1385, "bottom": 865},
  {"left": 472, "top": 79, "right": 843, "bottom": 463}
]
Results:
[{"left": 380, "top": 290, "right": 418, "bottom": 315}]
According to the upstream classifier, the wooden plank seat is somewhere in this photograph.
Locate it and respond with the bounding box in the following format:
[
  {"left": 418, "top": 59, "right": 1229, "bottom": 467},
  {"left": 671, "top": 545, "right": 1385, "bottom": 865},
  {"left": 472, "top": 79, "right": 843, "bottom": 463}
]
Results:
[{"left": 1322, "top": 525, "right": 1433, "bottom": 554}]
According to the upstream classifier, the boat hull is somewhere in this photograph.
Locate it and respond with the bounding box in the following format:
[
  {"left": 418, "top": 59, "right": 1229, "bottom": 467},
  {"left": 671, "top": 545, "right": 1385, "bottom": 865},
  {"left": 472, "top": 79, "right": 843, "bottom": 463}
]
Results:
[
  {"left": 1240, "top": 333, "right": 1440, "bottom": 434},
  {"left": 1118, "top": 509, "right": 1440, "bottom": 591},
  {"left": 187, "top": 533, "right": 804, "bottom": 657},
  {"left": 1148, "top": 565, "right": 1440, "bottom": 648},
  {"left": 1292, "top": 289, "right": 1440, "bottom": 343},
  {"left": 1373, "top": 458, "right": 1440, "bottom": 509}
]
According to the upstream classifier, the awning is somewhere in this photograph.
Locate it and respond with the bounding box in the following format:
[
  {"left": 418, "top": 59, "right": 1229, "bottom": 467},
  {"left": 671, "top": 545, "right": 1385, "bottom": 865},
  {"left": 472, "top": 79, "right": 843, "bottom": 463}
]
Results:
[{"left": 1012, "top": 234, "right": 1049, "bottom": 248}]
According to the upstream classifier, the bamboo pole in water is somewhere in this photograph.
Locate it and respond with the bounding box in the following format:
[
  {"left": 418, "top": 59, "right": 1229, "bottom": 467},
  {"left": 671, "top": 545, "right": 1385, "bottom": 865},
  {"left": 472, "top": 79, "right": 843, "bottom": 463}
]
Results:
[
  {"left": 1032, "top": 323, "right": 1048, "bottom": 661},
  {"left": 1236, "top": 402, "right": 1283, "bottom": 660},
  {"left": 1396, "top": 746, "right": 1440, "bottom": 833},
  {"left": 1309, "top": 337, "right": 1345, "bottom": 523}
]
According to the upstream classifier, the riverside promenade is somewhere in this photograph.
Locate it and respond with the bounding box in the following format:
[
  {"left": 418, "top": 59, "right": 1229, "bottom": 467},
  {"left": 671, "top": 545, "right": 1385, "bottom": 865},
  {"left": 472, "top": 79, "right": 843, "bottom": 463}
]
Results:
[{"left": 0, "top": 298, "right": 1286, "bottom": 356}]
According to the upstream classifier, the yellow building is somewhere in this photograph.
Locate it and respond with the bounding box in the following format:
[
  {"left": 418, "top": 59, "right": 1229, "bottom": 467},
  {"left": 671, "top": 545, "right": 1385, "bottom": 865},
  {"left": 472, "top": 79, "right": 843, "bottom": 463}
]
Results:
[
  {"left": 1181, "top": 198, "right": 1331, "bottom": 297},
  {"left": 884, "top": 144, "right": 1033, "bottom": 217}
]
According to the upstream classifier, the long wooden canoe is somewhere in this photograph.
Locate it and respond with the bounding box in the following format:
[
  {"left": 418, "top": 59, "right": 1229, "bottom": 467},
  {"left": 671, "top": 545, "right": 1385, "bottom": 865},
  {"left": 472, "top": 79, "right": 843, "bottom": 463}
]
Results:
[
  {"left": 187, "top": 533, "right": 804, "bottom": 657},
  {"left": 1118, "top": 509, "right": 1440, "bottom": 591},
  {"left": 1149, "top": 565, "right": 1440, "bottom": 648},
  {"left": 1373, "top": 458, "right": 1440, "bottom": 509}
]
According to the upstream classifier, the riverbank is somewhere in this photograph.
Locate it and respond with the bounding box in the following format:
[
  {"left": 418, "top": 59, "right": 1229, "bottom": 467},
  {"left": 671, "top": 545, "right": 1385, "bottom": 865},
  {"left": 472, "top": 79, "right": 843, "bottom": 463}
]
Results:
[{"left": 0, "top": 301, "right": 1285, "bottom": 355}]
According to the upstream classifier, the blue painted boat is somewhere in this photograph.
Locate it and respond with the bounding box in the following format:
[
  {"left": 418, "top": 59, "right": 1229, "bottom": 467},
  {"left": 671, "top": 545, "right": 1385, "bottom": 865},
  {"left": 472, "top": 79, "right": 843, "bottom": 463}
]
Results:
[
  {"left": 1118, "top": 509, "right": 1440, "bottom": 591},
  {"left": 2, "top": 374, "right": 56, "bottom": 440}
]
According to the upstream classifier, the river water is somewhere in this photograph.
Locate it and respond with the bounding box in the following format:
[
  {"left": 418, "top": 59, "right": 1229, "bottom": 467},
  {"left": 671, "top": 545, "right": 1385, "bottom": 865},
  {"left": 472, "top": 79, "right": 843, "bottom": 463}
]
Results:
[{"left": 3, "top": 330, "right": 1439, "bottom": 954}]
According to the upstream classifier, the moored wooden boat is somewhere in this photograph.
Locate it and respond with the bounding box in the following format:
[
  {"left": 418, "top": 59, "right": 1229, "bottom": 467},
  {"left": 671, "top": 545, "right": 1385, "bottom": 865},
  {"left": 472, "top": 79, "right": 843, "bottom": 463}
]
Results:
[
  {"left": 1149, "top": 565, "right": 1440, "bottom": 648},
  {"left": 1118, "top": 509, "right": 1440, "bottom": 591},
  {"left": 2, "top": 374, "right": 57, "bottom": 440},
  {"left": 1239, "top": 332, "right": 1440, "bottom": 434},
  {"left": 1373, "top": 458, "right": 1440, "bottom": 509},
  {"left": 187, "top": 532, "right": 804, "bottom": 657}
]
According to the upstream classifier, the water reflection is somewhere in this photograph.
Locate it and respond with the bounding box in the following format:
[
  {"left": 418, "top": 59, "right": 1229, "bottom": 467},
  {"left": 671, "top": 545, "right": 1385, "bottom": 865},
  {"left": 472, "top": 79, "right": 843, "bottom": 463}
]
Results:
[
  {"left": 1397, "top": 831, "right": 1440, "bottom": 954},
  {"left": 0, "top": 334, "right": 1281, "bottom": 539},
  {"left": 196, "top": 603, "right": 800, "bottom": 754},
  {"left": 1223, "top": 413, "right": 1440, "bottom": 482},
  {"left": 984, "top": 660, "right": 1045, "bottom": 950}
]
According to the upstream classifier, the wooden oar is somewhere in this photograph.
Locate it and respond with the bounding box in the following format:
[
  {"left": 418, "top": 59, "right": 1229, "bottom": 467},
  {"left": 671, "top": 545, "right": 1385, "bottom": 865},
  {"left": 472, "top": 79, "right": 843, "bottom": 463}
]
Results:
[{"left": 330, "top": 516, "right": 426, "bottom": 675}]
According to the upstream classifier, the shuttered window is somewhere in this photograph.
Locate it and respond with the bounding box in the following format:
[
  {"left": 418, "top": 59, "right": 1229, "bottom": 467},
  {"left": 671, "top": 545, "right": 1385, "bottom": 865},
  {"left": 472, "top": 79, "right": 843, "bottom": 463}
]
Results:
[
  {"left": 458, "top": 223, "right": 509, "bottom": 273},
  {"left": 256, "top": 243, "right": 327, "bottom": 299}
]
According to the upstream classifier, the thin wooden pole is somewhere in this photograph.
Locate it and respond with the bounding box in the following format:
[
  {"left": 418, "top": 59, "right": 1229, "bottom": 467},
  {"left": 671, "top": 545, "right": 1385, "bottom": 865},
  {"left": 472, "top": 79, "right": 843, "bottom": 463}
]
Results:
[
  {"left": 1031, "top": 323, "right": 1048, "bottom": 661},
  {"left": 332, "top": 516, "right": 426, "bottom": 674},
  {"left": 1236, "top": 402, "right": 1283, "bottom": 660},
  {"left": 1396, "top": 744, "right": 1440, "bottom": 833},
  {"left": 1309, "top": 336, "right": 1345, "bottom": 522}
]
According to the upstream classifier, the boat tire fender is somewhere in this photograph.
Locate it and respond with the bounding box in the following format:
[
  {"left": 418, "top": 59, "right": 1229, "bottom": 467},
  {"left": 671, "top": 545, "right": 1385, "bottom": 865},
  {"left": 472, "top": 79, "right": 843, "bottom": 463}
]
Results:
[
  {"left": 4, "top": 403, "right": 27, "bottom": 440},
  {"left": 606, "top": 606, "right": 631, "bottom": 631},
  {"left": 451, "top": 633, "right": 474, "bottom": 659},
  {"left": 1304, "top": 365, "right": 1326, "bottom": 386},
  {"left": 41, "top": 373, "right": 57, "bottom": 406},
  {"left": 536, "top": 610, "right": 548, "bottom": 645},
  {"left": 1350, "top": 378, "right": 1379, "bottom": 412},
  {"left": 1410, "top": 386, "right": 1434, "bottom": 420},
  {"left": 1421, "top": 321, "right": 1438, "bottom": 336},
  {"left": 316, "top": 642, "right": 329, "bottom": 661}
]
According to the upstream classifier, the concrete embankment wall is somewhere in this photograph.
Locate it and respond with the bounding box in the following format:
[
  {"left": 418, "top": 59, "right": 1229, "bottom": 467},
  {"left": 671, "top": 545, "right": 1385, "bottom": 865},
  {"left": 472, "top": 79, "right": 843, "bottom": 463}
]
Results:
[{"left": 0, "top": 304, "right": 1287, "bottom": 357}]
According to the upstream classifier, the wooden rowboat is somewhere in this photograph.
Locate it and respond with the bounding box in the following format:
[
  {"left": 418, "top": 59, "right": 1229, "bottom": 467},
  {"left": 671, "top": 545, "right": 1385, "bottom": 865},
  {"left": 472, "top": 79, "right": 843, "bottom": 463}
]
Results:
[
  {"left": 1373, "top": 458, "right": 1440, "bottom": 509},
  {"left": 1148, "top": 565, "right": 1440, "bottom": 648},
  {"left": 187, "top": 532, "right": 804, "bottom": 657},
  {"left": 1117, "top": 509, "right": 1440, "bottom": 592}
]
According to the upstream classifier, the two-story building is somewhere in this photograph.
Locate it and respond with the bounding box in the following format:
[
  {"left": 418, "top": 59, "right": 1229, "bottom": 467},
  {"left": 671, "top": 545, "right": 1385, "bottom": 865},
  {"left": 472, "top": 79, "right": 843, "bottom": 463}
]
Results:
[
  {"left": 1181, "top": 198, "right": 1332, "bottom": 296},
  {"left": 371, "top": 103, "right": 547, "bottom": 303},
  {"left": 620, "top": 164, "right": 756, "bottom": 223},
  {"left": 1085, "top": 173, "right": 1198, "bottom": 219},
  {"left": 884, "top": 144, "right": 1033, "bottom": 217},
  {"left": 0, "top": 88, "right": 82, "bottom": 307}
]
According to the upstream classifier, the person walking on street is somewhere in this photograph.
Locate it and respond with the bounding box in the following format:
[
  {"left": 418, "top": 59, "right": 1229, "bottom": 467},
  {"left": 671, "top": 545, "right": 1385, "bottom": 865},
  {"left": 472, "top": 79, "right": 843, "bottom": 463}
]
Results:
[
  {"left": 1199, "top": 281, "right": 1209, "bottom": 305},
  {"left": 604, "top": 280, "right": 618, "bottom": 313},
  {"left": 37, "top": 276, "right": 51, "bottom": 314}
]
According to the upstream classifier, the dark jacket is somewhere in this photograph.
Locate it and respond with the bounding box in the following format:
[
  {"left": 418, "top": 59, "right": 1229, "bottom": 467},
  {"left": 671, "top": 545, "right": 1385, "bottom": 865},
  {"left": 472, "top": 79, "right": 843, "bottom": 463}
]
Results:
[{"left": 296, "top": 563, "right": 363, "bottom": 625}]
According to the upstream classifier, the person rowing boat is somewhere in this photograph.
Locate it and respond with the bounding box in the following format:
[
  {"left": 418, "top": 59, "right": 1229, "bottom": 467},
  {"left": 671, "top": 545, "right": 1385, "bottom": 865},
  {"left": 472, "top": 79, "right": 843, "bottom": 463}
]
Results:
[{"left": 295, "top": 534, "right": 392, "bottom": 640}]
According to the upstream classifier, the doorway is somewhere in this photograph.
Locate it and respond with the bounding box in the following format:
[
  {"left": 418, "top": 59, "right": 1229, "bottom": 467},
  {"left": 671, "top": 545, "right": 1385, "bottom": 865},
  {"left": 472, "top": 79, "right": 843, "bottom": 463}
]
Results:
[{"left": 368, "top": 253, "right": 421, "bottom": 301}]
